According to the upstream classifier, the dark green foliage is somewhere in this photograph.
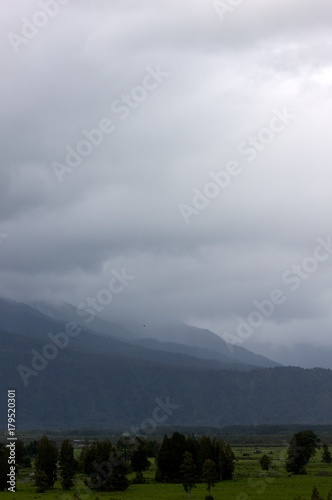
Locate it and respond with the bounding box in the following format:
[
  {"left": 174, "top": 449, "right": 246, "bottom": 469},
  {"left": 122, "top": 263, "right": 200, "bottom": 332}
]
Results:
[
  {"left": 205, "top": 496, "right": 214, "bottom": 500},
  {"left": 26, "top": 440, "right": 38, "bottom": 458},
  {"left": 169, "top": 432, "right": 188, "bottom": 481},
  {"left": 144, "top": 439, "right": 159, "bottom": 457},
  {"left": 155, "top": 435, "right": 171, "bottom": 482},
  {"left": 260, "top": 453, "right": 272, "bottom": 470},
  {"left": 180, "top": 451, "right": 198, "bottom": 496},
  {"left": 322, "top": 443, "right": 332, "bottom": 464},
  {"left": 286, "top": 430, "right": 320, "bottom": 474},
  {"left": 185, "top": 436, "right": 200, "bottom": 467},
  {"left": 101, "top": 447, "right": 129, "bottom": 492},
  {"left": 12, "top": 439, "right": 31, "bottom": 470},
  {"left": 15, "top": 440, "right": 28, "bottom": 468},
  {"left": 218, "top": 442, "right": 235, "bottom": 480},
  {"left": 79, "top": 440, "right": 97, "bottom": 474},
  {"left": 311, "top": 486, "right": 324, "bottom": 500},
  {"left": 59, "top": 439, "right": 76, "bottom": 489},
  {"left": 202, "top": 459, "right": 218, "bottom": 492},
  {"left": 156, "top": 433, "right": 187, "bottom": 482},
  {"left": 22, "top": 455, "right": 32, "bottom": 468},
  {"left": 34, "top": 436, "right": 58, "bottom": 491},
  {"left": 293, "top": 488, "right": 332, "bottom": 500},
  {"left": 155, "top": 432, "right": 235, "bottom": 485},
  {"left": 117, "top": 435, "right": 135, "bottom": 463},
  {"left": 80, "top": 440, "right": 112, "bottom": 476},
  {"left": 81, "top": 440, "right": 129, "bottom": 492},
  {"left": 35, "top": 470, "right": 50, "bottom": 493},
  {"left": 198, "top": 436, "right": 214, "bottom": 470},
  {"left": 130, "top": 438, "right": 150, "bottom": 483}
]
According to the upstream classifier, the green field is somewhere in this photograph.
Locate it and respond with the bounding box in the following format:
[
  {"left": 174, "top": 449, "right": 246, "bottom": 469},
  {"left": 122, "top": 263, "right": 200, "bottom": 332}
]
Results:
[{"left": 2, "top": 445, "right": 332, "bottom": 499}]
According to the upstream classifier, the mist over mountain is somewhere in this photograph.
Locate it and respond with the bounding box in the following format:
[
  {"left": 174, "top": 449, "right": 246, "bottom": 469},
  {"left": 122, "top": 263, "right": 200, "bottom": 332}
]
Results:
[
  {"left": 0, "top": 297, "right": 278, "bottom": 369},
  {"left": 31, "top": 298, "right": 139, "bottom": 341},
  {"left": 0, "top": 297, "right": 332, "bottom": 430},
  {"left": 139, "top": 323, "right": 281, "bottom": 368},
  {"left": 249, "top": 342, "right": 332, "bottom": 370}
]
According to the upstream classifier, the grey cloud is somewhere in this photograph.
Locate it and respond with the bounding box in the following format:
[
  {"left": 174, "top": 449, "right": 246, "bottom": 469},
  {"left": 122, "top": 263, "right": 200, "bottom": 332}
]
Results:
[{"left": 1, "top": 0, "right": 332, "bottom": 355}]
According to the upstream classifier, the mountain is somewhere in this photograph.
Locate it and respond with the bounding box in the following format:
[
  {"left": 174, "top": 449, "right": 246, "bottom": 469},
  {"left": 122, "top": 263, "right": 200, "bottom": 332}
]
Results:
[
  {"left": 140, "top": 323, "right": 281, "bottom": 368},
  {"left": 0, "top": 296, "right": 70, "bottom": 341},
  {"left": 31, "top": 299, "right": 139, "bottom": 341},
  {"left": 131, "top": 337, "right": 262, "bottom": 370},
  {"left": 1, "top": 296, "right": 332, "bottom": 430},
  {"left": 252, "top": 343, "right": 332, "bottom": 370},
  {"left": 0, "top": 298, "right": 230, "bottom": 371},
  {"left": 0, "top": 297, "right": 279, "bottom": 369},
  {"left": 1, "top": 329, "right": 332, "bottom": 429}
]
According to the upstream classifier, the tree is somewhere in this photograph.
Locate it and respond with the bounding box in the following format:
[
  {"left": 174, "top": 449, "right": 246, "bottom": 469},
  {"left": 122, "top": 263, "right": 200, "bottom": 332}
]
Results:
[
  {"left": 102, "top": 446, "right": 129, "bottom": 492},
  {"left": 180, "top": 452, "right": 198, "bottom": 498},
  {"left": 26, "top": 440, "right": 38, "bottom": 458},
  {"left": 311, "top": 486, "right": 324, "bottom": 500},
  {"left": 59, "top": 439, "right": 76, "bottom": 489},
  {"left": 322, "top": 443, "right": 332, "bottom": 464},
  {"left": 260, "top": 454, "right": 272, "bottom": 471},
  {"left": 169, "top": 432, "right": 188, "bottom": 482},
  {"left": 198, "top": 436, "right": 214, "bottom": 471},
  {"left": 185, "top": 436, "right": 200, "bottom": 472},
  {"left": 130, "top": 438, "right": 150, "bottom": 483},
  {"left": 35, "top": 470, "right": 50, "bottom": 493},
  {"left": 218, "top": 442, "right": 235, "bottom": 480},
  {"left": 156, "top": 432, "right": 187, "bottom": 482},
  {"left": 81, "top": 439, "right": 129, "bottom": 492},
  {"left": 34, "top": 436, "right": 58, "bottom": 491},
  {"left": 202, "top": 459, "right": 218, "bottom": 493},
  {"left": 15, "top": 440, "right": 30, "bottom": 468},
  {"left": 80, "top": 440, "right": 98, "bottom": 475},
  {"left": 286, "top": 430, "right": 320, "bottom": 475},
  {"left": 155, "top": 435, "right": 172, "bottom": 482}
]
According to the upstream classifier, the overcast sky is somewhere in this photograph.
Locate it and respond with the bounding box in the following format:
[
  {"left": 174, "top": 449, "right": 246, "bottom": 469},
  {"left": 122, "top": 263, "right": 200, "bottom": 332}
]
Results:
[{"left": 1, "top": 0, "right": 332, "bottom": 358}]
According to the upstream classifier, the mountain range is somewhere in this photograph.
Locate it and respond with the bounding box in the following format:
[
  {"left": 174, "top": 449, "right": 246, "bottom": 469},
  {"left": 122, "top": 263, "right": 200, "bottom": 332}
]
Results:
[{"left": 0, "top": 296, "right": 331, "bottom": 430}]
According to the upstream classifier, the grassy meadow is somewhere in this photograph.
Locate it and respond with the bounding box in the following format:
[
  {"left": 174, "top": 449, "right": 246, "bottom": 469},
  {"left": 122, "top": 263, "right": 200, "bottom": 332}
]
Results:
[{"left": 2, "top": 444, "right": 332, "bottom": 499}]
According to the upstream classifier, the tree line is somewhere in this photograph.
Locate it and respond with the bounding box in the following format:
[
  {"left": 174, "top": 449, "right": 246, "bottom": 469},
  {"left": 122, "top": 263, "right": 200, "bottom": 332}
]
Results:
[
  {"left": 0, "top": 434, "right": 155, "bottom": 493},
  {"left": 0, "top": 432, "right": 235, "bottom": 494},
  {"left": 155, "top": 432, "right": 235, "bottom": 495},
  {"left": 0, "top": 429, "right": 331, "bottom": 494}
]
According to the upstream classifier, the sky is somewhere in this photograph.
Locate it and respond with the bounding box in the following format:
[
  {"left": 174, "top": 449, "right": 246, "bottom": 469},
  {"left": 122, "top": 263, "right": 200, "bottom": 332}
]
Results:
[{"left": 1, "top": 0, "right": 332, "bottom": 360}]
